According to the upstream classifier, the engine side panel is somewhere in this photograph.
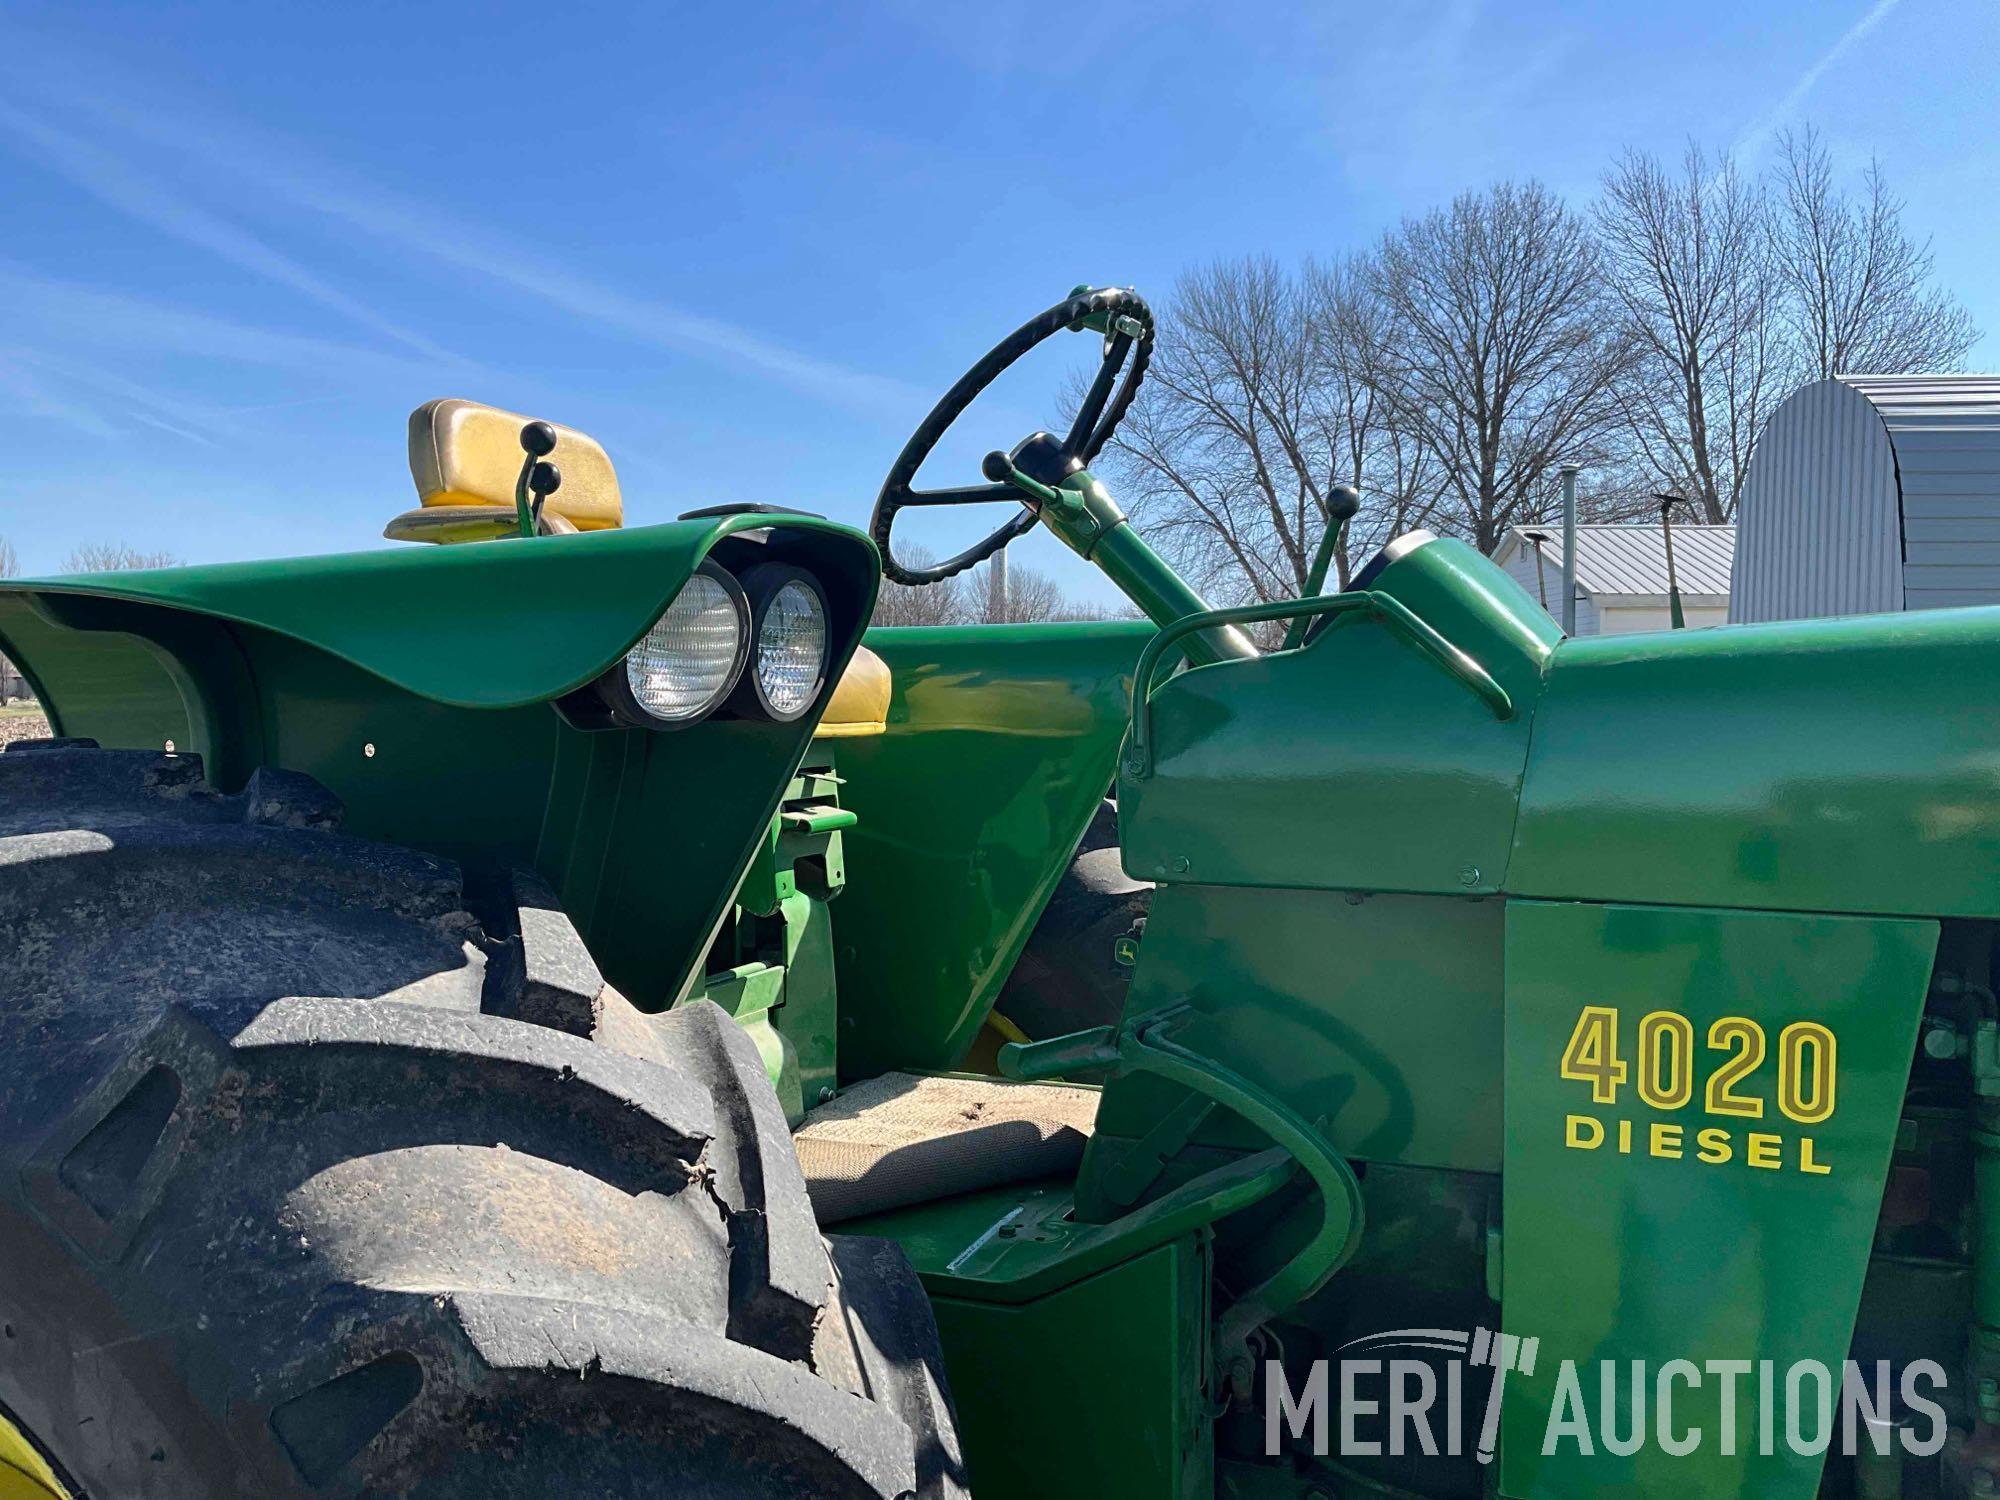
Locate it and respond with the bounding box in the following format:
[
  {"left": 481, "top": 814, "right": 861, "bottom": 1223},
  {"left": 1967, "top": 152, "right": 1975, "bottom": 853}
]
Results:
[
  {"left": 1082, "top": 884, "right": 1505, "bottom": 1180},
  {"left": 1119, "top": 537, "right": 1557, "bottom": 899},
  {"left": 1500, "top": 899, "right": 1936, "bottom": 1498}
]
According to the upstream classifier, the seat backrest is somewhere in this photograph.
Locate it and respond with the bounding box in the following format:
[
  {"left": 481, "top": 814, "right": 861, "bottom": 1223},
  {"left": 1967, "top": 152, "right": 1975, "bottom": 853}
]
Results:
[
  {"left": 406, "top": 399, "right": 623, "bottom": 531},
  {"left": 813, "top": 645, "right": 891, "bottom": 739}
]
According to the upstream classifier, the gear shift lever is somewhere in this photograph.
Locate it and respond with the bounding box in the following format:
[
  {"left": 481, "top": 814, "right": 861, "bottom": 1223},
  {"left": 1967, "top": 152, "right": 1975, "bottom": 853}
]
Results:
[{"left": 514, "top": 421, "right": 559, "bottom": 538}]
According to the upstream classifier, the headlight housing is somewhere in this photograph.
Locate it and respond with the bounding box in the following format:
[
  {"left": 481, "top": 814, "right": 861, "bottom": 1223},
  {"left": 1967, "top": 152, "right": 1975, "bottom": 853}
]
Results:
[
  {"left": 730, "top": 563, "right": 831, "bottom": 723},
  {"left": 562, "top": 561, "right": 750, "bottom": 731},
  {"left": 625, "top": 563, "right": 749, "bottom": 723}
]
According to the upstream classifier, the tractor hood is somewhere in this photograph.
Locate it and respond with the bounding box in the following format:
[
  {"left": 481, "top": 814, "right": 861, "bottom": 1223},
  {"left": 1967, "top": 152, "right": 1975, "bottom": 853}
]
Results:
[
  {"left": 0, "top": 516, "right": 880, "bottom": 1011},
  {"left": 1123, "top": 528, "right": 2000, "bottom": 923},
  {"left": 1508, "top": 602, "right": 2000, "bottom": 919}
]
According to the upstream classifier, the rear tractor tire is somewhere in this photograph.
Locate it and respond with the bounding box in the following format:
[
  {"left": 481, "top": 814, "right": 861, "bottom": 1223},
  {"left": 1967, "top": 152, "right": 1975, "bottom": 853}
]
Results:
[
  {"left": 0, "top": 740, "right": 964, "bottom": 1499},
  {"left": 993, "top": 800, "right": 1152, "bottom": 1039}
]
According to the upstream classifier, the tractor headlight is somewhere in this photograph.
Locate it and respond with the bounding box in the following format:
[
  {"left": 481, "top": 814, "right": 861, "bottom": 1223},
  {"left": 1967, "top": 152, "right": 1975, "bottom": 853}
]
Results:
[
  {"left": 730, "top": 564, "right": 831, "bottom": 723},
  {"left": 624, "top": 562, "right": 750, "bottom": 724}
]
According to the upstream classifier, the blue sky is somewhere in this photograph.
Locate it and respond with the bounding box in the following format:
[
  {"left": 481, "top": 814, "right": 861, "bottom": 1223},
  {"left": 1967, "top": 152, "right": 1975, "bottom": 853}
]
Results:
[{"left": 1, "top": 0, "right": 1995, "bottom": 601}]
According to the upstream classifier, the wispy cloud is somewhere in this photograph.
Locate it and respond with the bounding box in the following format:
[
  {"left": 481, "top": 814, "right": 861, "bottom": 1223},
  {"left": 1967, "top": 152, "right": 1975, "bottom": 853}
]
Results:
[
  {"left": 124, "top": 409, "right": 221, "bottom": 448},
  {"left": 0, "top": 341, "right": 235, "bottom": 448},
  {"left": 0, "top": 99, "right": 458, "bottom": 364},
  {"left": 0, "top": 261, "right": 497, "bottom": 461},
  {"left": 1733, "top": 0, "right": 1904, "bottom": 160},
  {"left": 0, "top": 265, "right": 459, "bottom": 399},
  {"left": 258, "top": 172, "right": 925, "bottom": 412},
  {"left": 0, "top": 35, "right": 921, "bottom": 416},
  {"left": 1321, "top": 1, "right": 1577, "bottom": 202},
  {"left": 1, "top": 346, "right": 238, "bottom": 447},
  {"left": 0, "top": 350, "right": 121, "bottom": 438}
]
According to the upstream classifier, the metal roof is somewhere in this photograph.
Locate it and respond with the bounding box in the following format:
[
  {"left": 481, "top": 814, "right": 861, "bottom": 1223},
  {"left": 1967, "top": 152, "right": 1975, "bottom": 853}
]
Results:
[
  {"left": 1840, "top": 373, "right": 2000, "bottom": 422},
  {"left": 1496, "top": 523, "right": 1736, "bottom": 601},
  {"left": 1731, "top": 374, "right": 2000, "bottom": 622}
]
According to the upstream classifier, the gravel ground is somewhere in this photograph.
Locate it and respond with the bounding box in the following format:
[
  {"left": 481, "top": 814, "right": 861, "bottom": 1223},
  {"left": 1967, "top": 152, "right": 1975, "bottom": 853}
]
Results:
[{"left": 0, "top": 711, "right": 52, "bottom": 747}]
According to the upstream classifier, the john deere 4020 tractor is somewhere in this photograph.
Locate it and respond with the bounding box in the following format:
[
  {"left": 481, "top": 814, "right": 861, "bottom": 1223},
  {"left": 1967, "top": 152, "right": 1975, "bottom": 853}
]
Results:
[{"left": 3, "top": 287, "right": 1997, "bottom": 1499}]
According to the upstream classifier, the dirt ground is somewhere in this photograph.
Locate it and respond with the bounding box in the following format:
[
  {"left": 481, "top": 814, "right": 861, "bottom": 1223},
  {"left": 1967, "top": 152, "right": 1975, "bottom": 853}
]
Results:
[{"left": 0, "top": 707, "right": 52, "bottom": 747}]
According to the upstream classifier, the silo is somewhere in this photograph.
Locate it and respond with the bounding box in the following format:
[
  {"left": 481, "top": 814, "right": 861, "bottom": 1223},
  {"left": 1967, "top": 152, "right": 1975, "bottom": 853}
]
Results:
[{"left": 1729, "top": 375, "right": 2000, "bottom": 623}]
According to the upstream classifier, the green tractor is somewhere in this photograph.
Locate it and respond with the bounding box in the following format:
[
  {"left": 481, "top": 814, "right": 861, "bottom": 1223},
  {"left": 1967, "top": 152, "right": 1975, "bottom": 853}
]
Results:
[{"left": 1, "top": 286, "right": 1995, "bottom": 1499}]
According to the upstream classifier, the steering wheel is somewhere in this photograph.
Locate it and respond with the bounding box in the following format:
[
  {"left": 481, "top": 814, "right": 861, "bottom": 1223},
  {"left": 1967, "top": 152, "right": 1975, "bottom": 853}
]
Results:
[{"left": 870, "top": 286, "right": 1153, "bottom": 586}]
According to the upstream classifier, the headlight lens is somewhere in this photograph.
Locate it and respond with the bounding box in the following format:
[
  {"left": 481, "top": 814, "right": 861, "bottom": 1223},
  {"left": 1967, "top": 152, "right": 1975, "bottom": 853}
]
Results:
[
  {"left": 755, "top": 580, "right": 828, "bottom": 717},
  {"left": 726, "top": 564, "right": 831, "bottom": 722},
  {"left": 624, "top": 564, "right": 747, "bottom": 723}
]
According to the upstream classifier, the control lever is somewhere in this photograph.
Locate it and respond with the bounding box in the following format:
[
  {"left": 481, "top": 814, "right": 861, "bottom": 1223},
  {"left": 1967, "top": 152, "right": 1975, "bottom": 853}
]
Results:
[
  {"left": 981, "top": 450, "right": 1082, "bottom": 519},
  {"left": 528, "top": 461, "right": 562, "bottom": 531},
  {"left": 1284, "top": 485, "right": 1362, "bottom": 649},
  {"left": 514, "top": 421, "right": 559, "bottom": 538}
]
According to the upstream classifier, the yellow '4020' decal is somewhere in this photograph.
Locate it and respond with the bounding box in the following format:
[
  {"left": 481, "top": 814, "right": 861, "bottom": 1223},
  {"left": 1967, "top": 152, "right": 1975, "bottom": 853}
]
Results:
[{"left": 1560, "top": 1006, "right": 1837, "bottom": 1126}]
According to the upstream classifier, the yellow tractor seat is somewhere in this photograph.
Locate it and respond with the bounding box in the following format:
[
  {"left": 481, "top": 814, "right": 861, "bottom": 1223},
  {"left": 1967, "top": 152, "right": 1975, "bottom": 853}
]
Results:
[
  {"left": 815, "top": 645, "right": 891, "bottom": 739},
  {"left": 793, "top": 1071, "right": 1099, "bottom": 1224},
  {"left": 386, "top": 399, "right": 623, "bottom": 543}
]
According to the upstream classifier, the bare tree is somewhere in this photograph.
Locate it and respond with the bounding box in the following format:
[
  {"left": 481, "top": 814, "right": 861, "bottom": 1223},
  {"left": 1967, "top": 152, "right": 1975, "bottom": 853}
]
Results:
[
  {"left": 1371, "top": 181, "right": 1635, "bottom": 553},
  {"left": 1598, "top": 144, "right": 1787, "bottom": 522},
  {"left": 1092, "top": 255, "right": 1411, "bottom": 602},
  {"left": 961, "top": 561, "right": 1110, "bottom": 622},
  {"left": 870, "top": 545, "right": 969, "bottom": 626},
  {"left": 1772, "top": 126, "right": 1978, "bottom": 379},
  {"left": 64, "top": 542, "right": 181, "bottom": 573},
  {"left": 1303, "top": 257, "right": 1444, "bottom": 583},
  {"left": 1054, "top": 135, "right": 1976, "bottom": 613},
  {"left": 869, "top": 545, "right": 1109, "bottom": 626},
  {"left": 0, "top": 537, "right": 16, "bottom": 579}
]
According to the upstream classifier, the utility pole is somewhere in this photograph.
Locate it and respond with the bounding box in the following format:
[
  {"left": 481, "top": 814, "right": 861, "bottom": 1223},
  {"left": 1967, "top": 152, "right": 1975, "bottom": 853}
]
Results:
[
  {"left": 1559, "top": 465, "right": 1580, "bottom": 635},
  {"left": 989, "top": 549, "right": 1009, "bottom": 624}
]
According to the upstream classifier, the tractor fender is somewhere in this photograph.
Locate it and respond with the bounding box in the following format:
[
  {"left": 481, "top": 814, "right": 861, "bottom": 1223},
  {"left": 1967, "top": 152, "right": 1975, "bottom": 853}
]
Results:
[
  {"left": 0, "top": 518, "right": 880, "bottom": 1014},
  {"left": 0, "top": 515, "right": 878, "bottom": 717}
]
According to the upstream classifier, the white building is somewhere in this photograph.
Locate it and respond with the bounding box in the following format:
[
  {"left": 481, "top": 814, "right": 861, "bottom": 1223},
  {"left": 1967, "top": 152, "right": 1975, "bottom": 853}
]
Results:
[
  {"left": 1731, "top": 375, "right": 2000, "bottom": 623},
  {"left": 1492, "top": 523, "right": 1736, "bottom": 636}
]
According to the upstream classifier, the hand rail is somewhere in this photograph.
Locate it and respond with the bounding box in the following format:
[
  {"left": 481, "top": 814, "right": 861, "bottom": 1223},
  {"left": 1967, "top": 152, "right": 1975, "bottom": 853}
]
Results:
[
  {"left": 1001, "top": 1004, "right": 1367, "bottom": 1404},
  {"left": 1124, "top": 590, "right": 1515, "bottom": 778}
]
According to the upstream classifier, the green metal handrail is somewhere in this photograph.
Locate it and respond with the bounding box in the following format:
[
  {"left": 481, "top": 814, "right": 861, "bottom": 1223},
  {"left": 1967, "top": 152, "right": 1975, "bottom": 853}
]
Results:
[
  {"left": 1125, "top": 590, "right": 1515, "bottom": 778},
  {"left": 1001, "top": 1004, "right": 1367, "bottom": 1405}
]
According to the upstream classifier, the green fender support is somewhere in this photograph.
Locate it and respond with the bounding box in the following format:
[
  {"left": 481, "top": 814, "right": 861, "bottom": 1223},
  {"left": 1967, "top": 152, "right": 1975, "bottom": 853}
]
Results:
[{"left": 1002, "top": 1004, "right": 1367, "bottom": 1402}]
